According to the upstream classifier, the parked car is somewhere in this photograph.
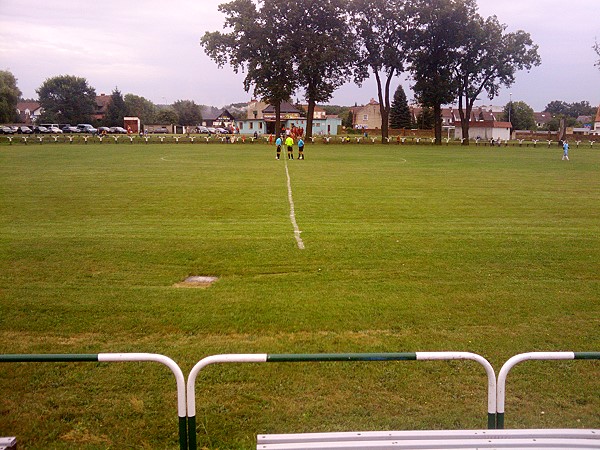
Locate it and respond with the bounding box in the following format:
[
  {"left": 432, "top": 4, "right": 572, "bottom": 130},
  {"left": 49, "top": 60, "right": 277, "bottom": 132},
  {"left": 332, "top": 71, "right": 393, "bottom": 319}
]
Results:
[
  {"left": 76, "top": 124, "right": 98, "bottom": 134},
  {"left": 109, "top": 126, "right": 127, "bottom": 134},
  {"left": 0, "top": 126, "right": 15, "bottom": 135},
  {"left": 61, "top": 125, "right": 79, "bottom": 133},
  {"left": 215, "top": 127, "right": 230, "bottom": 134},
  {"left": 33, "top": 126, "right": 50, "bottom": 134},
  {"left": 47, "top": 126, "right": 63, "bottom": 134},
  {"left": 153, "top": 127, "right": 168, "bottom": 134},
  {"left": 17, "top": 126, "right": 33, "bottom": 134},
  {"left": 97, "top": 126, "right": 110, "bottom": 135},
  {"left": 197, "top": 126, "right": 209, "bottom": 134},
  {"left": 207, "top": 127, "right": 217, "bottom": 134}
]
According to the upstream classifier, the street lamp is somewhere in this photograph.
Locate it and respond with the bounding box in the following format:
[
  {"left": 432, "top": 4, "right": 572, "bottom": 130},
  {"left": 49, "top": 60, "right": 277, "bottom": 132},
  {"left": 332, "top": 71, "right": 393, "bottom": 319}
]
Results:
[{"left": 508, "top": 93, "right": 512, "bottom": 124}]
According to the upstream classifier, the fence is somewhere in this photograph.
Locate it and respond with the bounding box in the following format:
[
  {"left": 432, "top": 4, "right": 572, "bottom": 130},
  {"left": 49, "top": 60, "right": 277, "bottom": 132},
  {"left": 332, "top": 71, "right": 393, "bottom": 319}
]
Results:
[{"left": 1, "top": 351, "right": 598, "bottom": 449}]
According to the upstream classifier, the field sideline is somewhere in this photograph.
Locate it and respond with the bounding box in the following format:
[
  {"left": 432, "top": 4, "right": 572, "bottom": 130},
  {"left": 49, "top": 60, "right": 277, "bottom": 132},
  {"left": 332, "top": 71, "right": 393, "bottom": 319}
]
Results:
[{"left": 1, "top": 143, "right": 599, "bottom": 449}]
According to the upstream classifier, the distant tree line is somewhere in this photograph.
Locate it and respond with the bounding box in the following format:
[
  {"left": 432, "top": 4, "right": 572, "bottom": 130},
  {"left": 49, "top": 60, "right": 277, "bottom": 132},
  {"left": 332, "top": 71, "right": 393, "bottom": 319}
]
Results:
[{"left": 202, "top": 0, "right": 542, "bottom": 144}]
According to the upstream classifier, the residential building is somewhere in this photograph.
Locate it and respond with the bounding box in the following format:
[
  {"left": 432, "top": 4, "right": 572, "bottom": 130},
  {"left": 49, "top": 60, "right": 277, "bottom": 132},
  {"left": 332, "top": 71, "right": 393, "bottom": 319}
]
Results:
[
  {"left": 203, "top": 109, "right": 236, "bottom": 128},
  {"left": 16, "top": 101, "right": 42, "bottom": 124},
  {"left": 92, "top": 94, "right": 112, "bottom": 122},
  {"left": 236, "top": 100, "right": 342, "bottom": 135},
  {"left": 593, "top": 106, "right": 600, "bottom": 135},
  {"left": 352, "top": 98, "right": 382, "bottom": 129}
]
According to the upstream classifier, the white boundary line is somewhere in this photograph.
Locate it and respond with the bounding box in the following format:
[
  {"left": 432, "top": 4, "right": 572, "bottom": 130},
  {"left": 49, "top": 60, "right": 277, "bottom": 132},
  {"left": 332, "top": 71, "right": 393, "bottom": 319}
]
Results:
[{"left": 284, "top": 158, "right": 305, "bottom": 250}]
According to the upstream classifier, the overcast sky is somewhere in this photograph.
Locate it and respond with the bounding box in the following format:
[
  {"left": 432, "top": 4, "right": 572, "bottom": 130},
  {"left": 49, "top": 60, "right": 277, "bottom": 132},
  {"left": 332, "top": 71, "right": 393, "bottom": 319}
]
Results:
[{"left": 1, "top": 0, "right": 599, "bottom": 111}]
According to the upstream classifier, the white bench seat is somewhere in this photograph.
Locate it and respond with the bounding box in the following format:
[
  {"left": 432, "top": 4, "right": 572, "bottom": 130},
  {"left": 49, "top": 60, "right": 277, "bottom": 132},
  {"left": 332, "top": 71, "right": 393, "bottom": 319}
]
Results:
[{"left": 257, "top": 429, "right": 599, "bottom": 449}]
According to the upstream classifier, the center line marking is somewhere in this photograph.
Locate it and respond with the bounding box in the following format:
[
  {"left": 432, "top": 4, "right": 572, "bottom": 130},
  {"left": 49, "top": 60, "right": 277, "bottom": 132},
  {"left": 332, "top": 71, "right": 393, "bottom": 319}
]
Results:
[{"left": 284, "top": 158, "right": 305, "bottom": 250}]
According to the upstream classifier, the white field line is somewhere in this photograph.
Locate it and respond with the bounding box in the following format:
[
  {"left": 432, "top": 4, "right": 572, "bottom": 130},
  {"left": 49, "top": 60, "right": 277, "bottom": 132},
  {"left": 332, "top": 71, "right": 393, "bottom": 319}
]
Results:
[{"left": 284, "top": 159, "right": 305, "bottom": 250}]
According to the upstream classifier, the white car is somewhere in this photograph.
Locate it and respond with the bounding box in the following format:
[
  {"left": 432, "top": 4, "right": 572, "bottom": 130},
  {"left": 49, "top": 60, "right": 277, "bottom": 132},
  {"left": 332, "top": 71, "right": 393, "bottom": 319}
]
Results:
[{"left": 47, "top": 126, "right": 63, "bottom": 133}]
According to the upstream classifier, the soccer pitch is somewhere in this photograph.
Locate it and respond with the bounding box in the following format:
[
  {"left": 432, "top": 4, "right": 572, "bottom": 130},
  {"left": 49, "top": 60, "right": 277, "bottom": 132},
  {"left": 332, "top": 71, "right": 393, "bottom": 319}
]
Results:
[{"left": 1, "top": 142, "right": 599, "bottom": 448}]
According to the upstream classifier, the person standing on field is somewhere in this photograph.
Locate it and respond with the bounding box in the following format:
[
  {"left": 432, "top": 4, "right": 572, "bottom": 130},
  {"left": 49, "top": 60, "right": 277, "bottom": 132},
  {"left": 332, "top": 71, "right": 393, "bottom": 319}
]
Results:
[
  {"left": 562, "top": 140, "right": 569, "bottom": 160},
  {"left": 297, "top": 137, "right": 305, "bottom": 159},
  {"left": 285, "top": 135, "right": 294, "bottom": 159},
  {"left": 275, "top": 135, "right": 282, "bottom": 160}
]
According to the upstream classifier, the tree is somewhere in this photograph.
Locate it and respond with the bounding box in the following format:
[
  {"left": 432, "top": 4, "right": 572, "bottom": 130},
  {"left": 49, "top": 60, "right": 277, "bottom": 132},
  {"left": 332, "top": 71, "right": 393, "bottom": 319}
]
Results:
[
  {"left": 544, "top": 100, "right": 569, "bottom": 116},
  {"left": 37, "top": 75, "right": 96, "bottom": 124},
  {"left": 124, "top": 94, "right": 156, "bottom": 124},
  {"left": 351, "top": 0, "right": 409, "bottom": 140},
  {"left": 389, "top": 84, "right": 412, "bottom": 129},
  {"left": 104, "top": 87, "right": 127, "bottom": 126},
  {"left": 156, "top": 108, "right": 179, "bottom": 125},
  {"left": 0, "top": 70, "right": 21, "bottom": 123},
  {"left": 201, "top": 0, "right": 297, "bottom": 136},
  {"left": 277, "top": 0, "right": 357, "bottom": 139},
  {"left": 503, "top": 100, "right": 535, "bottom": 130},
  {"left": 172, "top": 100, "right": 202, "bottom": 126},
  {"left": 416, "top": 106, "right": 434, "bottom": 129},
  {"left": 453, "top": 13, "right": 540, "bottom": 144},
  {"left": 409, "top": 0, "right": 478, "bottom": 144},
  {"left": 343, "top": 109, "right": 354, "bottom": 129}
]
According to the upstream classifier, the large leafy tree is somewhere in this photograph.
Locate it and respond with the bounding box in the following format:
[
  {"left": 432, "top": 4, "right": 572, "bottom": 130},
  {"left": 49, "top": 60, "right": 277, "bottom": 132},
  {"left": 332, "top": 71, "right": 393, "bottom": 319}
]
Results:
[
  {"left": 276, "top": 0, "right": 357, "bottom": 138},
  {"left": 37, "top": 75, "right": 96, "bottom": 124},
  {"left": 201, "top": 0, "right": 297, "bottom": 136},
  {"left": 502, "top": 100, "right": 535, "bottom": 131},
  {"left": 156, "top": 108, "right": 179, "bottom": 125},
  {"left": 389, "top": 84, "right": 412, "bottom": 129},
  {"left": 351, "top": 0, "right": 409, "bottom": 140},
  {"left": 172, "top": 100, "right": 202, "bottom": 126},
  {"left": 0, "top": 70, "right": 21, "bottom": 123},
  {"left": 454, "top": 13, "right": 540, "bottom": 144},
  {"left": 409, "top": 0, "right": 478, "bottom": 145},
  {"left": 124, "top": 94, "right": 156, "bottom": 124},
  {"left": 104, "top": 87, "right": 127, "bottom": 126}
]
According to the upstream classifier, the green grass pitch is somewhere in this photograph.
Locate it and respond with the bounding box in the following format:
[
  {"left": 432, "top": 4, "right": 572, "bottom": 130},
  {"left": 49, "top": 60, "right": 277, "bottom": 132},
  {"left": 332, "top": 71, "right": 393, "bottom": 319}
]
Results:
[{"left": 1, "top": 142, "right": 599, "bottom": 448}]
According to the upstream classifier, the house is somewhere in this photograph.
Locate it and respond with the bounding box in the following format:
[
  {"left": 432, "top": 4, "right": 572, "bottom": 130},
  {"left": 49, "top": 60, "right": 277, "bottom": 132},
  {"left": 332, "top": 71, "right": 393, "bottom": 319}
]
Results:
[
  {"left": 593, "top": 106, "right": 600, "bottom": 135},
  {"left": 454, "top": 120, "right": 512, "bottom": 141},
  {"left": 203, "top": 109, "right": 236, "bottom": 128},
  {"left": 92, "top": 94, "right": 112, "bottom": 121},
  {"left": 352, "top": 98, "right": 382, "bottom": 129},
  {"left": 16, "top": 101, "right": 43, "bottom": 124},
  {"left": 534, "top": 112, "right": 553, "bottom": 129},
  {"left": 236, "top": 100, "right": 342, "bottom": 135},
  {"left": 246, "top": 99, "right": 268, "bottom": 120}
]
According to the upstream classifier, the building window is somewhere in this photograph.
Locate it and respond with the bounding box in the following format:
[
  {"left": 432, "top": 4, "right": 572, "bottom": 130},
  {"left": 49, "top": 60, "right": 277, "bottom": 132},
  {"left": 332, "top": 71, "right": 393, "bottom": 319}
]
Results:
[
  {"left": 363, "top": 114, "right": 368, "bottom": 121},
  {"left": 259, "top": 122, "right": 263, "bottom": 129},
  {"left": 249, "top": 122, "right": 253, "bottom": 130}
]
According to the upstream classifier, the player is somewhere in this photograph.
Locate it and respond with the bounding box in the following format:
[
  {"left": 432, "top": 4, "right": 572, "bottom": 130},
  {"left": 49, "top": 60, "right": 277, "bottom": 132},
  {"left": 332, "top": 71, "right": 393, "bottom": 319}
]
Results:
[
  {"left": 562, "top": 140, "right": 569, "bottom": 161},
  {"left": 285, "top": 135, "right": 294, "bottom": 159},
  {"left": 275, "top": 136, "right": 282, "bottom": 160},
  {"left": 297, "top": 137, "right": 305, "bottom": 159}
]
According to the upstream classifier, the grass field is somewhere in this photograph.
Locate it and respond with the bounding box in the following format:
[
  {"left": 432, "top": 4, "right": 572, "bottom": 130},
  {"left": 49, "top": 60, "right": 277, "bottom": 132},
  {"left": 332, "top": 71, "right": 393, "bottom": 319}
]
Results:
[{"left": 1, "top": 142, "right": 599, "bottom": 449}]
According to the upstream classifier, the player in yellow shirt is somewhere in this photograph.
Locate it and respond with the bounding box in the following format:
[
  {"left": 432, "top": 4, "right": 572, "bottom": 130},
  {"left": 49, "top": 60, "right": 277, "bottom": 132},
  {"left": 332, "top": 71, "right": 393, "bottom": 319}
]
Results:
[{"left": 285, "top": 135, "right": 294, "bottom": 159}]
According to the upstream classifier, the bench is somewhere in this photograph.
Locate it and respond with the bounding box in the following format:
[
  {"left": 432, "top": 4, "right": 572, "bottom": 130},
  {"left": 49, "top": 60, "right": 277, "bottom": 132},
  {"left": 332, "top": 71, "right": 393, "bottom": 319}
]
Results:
[
  {"left": 0, "top": 437, "right": 17, "bottom": 450},
  {"left": 257, "top": 429, "right": 600, "bottom": 449}
]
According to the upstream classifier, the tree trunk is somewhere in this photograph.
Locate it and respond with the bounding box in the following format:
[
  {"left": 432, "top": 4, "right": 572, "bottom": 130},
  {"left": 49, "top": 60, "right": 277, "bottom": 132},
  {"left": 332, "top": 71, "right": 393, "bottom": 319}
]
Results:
[
  {"left": 274, "top": 101, "right": 281, "bottom": 138},
  {"left": 457, "top": 95, "right": 473, "bottom": 146},
  {"left": 433, "top": 103, "right": 442, "bottom": 145},
  {"left": 306, "top": 98, "right": 315, "bottom": 139},
  {"left": 375, "top": 69, "right": 394, "bottom": 141}
]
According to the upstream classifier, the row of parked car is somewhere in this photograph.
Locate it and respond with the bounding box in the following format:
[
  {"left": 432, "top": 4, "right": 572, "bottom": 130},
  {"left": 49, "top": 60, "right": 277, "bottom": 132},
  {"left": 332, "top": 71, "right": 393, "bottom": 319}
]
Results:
[
  {"left": 196, "top": 126, "right": 234, "bottom": 134},
  {"left": 0, "top": 124, "right": 128, "bottom": 135}
]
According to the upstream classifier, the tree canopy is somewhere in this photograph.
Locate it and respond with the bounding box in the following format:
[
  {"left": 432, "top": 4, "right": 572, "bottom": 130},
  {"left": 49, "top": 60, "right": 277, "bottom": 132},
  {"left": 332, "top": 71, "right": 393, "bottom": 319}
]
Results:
[
  {"left": 0, "top": 70, "right": 21, "bottom": 123},
  {"left": 104, "top": 87, "right": 127, "bottom": 126},
  {"left": 172, "top": 100, "right": 202, "bottom": 126},
  {"left": 201, "top": 0, "right": 297, "bottom": 135},
  {"left": 503, "top": 100, "right": 535, "bottom": 130},
  {"left": 351, "top": 0, "right": 409, "bottom": 139},
  {"left": 124, "top": 94, "right": 157, "bottom": 124},
  {"left": 37, "top": 75, "right": 96, "bottom": 124},
  {"left": 389, "top": 84, "right": 412, "bottom": 129}
]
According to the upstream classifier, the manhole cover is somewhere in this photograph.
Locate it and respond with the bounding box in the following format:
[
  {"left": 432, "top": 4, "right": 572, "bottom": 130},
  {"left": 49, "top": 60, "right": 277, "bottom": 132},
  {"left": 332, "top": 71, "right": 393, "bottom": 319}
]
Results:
[{"left": 174, "top": 276, "right": 219, "bottom": 288}]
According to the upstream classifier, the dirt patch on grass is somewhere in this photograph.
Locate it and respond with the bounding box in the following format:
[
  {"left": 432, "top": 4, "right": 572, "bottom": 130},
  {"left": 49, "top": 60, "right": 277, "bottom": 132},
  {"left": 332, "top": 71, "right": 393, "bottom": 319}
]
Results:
[{"left": 173, "top": 275, "right": 219, "bottom": 288}]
